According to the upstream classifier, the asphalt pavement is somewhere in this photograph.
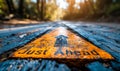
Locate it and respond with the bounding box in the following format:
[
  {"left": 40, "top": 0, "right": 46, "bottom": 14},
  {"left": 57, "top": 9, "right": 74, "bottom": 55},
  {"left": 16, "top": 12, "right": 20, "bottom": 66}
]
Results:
[{"left": 0, "top": 21, "right": 120, "bottom": 71}]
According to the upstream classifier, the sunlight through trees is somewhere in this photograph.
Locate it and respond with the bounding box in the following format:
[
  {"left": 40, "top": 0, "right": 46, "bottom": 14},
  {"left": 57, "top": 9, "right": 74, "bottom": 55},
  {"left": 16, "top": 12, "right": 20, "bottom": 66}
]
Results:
[{"left": 0, "top": 0, "right": 120, "bottom": 21}]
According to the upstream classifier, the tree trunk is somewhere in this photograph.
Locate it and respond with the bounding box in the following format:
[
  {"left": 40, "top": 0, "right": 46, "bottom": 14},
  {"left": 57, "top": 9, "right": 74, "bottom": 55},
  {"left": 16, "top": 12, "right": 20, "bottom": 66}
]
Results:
[
  {"left": 37, "top": 0, "right": 41, "bottom": 20},
  {"left": 18, "top": 0, "right": 24, "bottom": 18},
  {"left": 37, "top": 0, "right": 46, "bottom": 20},
  {"left": 41, "top": 0, "right": 44, "bottom": 20},
  {"left": 5, "top": 0, "right": 15, "bottom": 14},
  {"left": 43, "top": 0, "right": 46, "bottom": 20}
]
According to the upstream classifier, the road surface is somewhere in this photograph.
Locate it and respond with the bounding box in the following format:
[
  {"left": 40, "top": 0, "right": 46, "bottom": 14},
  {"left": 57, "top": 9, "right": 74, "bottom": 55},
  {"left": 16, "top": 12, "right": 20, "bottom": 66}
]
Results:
[{"left": 0, "top": 21, "right": 120, "bottom": 71}]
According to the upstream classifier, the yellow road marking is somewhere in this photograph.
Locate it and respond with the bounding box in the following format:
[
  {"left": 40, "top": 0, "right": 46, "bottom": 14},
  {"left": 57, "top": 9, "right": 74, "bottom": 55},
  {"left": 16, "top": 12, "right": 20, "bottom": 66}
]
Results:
[{"left": 11, "top": 27, "right": 114, "bottom": 59}]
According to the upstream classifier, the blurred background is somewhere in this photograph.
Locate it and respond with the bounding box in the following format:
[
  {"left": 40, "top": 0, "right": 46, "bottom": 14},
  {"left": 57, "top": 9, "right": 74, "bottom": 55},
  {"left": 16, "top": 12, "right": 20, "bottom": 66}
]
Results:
[{"left": 0, "top": 0, "right": 120, "bottom": 22}]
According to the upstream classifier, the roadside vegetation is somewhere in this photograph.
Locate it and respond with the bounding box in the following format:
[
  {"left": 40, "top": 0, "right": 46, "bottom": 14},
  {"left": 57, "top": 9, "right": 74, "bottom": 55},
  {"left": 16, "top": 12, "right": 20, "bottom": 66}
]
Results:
[{"left": 0, "top": 0, "right": 120, "bottom": 22}]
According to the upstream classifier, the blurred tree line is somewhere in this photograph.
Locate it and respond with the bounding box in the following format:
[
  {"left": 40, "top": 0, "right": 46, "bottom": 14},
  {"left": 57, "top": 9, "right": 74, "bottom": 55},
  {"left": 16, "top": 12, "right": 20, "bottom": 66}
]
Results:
[
  {"left": 0, "top": 0, "right": 120, "bottom": 21},
  {"left": 63, "top": 0, "right": 120, "bottom": 21},
  {"left": 0, "top": 0, "right": 61, "bottom": 21}
]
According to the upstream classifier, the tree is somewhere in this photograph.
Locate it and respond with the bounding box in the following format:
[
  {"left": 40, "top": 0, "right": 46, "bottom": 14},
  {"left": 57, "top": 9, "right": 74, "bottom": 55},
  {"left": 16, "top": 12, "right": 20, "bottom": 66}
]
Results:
[
  {"left": 37, "top": 0, "right": 41, "bottom": 20},
  {"left": 66, "top": 0, "right": 75, "bottom": 14},
  {"left": 41, "top": 0, "right": 45, "bottom": 20},
  {"left": 5, "top": 0, "right": 16, "bottom": 14},
  {"left": 45, "top": 0, "right": 60, "bottom": 21},
  {"left": 18, "top": 0, "right": 24, "bottom": 18}
]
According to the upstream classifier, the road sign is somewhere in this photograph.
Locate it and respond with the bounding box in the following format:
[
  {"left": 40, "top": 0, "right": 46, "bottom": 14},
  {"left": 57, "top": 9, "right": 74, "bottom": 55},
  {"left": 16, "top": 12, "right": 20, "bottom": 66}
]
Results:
[{"left": 11, "top": 27, "right": 113, "bottom": 60}]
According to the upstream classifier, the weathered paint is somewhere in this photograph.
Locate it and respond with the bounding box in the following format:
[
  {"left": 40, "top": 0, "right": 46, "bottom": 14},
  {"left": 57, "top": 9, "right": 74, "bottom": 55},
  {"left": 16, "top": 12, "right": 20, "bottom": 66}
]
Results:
[{"left": 11, "top": 27, "right": 114, "bottom": 59}]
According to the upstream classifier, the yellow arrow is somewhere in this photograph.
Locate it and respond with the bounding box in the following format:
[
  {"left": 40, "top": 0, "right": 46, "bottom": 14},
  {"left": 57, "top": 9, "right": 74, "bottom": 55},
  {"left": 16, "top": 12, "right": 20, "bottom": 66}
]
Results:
[{"left": 11, "top": 27, "right": 114, "bottom": 60}]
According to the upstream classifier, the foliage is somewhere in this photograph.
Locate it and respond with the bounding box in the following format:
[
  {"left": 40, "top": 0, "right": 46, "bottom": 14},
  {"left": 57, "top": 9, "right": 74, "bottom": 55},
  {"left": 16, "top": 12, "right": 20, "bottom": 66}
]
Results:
[
  {"left": 45, "top": 1, "right": 58, "bottom": 21},
  {"left": 63, "top": 0, "right": 120, "bottom": 21},
  {"left": 0, "top": 0, "right": 120, "bottom": 21},
  {"left": 0, "top": 0, "right": 8, "bottom": 15}
]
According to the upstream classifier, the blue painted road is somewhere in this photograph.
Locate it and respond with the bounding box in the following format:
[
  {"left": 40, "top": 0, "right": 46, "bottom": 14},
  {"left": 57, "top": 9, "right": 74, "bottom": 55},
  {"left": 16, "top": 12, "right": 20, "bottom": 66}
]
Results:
[{"left": 0, "top": 21, "right": 120, "bottom": 71}]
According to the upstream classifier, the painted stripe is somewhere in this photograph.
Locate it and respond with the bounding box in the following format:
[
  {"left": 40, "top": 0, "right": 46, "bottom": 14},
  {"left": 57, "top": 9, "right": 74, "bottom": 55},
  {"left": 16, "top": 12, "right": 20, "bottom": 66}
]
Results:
[{"left": 11, "top": 27, "right": 114, "bottom": 60}]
